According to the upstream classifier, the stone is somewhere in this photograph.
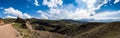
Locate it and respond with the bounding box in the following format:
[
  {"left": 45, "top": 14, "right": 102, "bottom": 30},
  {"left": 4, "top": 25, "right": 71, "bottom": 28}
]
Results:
[{"left": 0, "top": 19, "right": 4, "bottom": 25}]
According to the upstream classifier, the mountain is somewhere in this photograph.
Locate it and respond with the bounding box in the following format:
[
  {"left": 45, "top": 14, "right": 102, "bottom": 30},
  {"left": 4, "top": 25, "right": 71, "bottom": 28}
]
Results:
[{"left": 61, "top": 19, "right": 88, "bottom": 24}]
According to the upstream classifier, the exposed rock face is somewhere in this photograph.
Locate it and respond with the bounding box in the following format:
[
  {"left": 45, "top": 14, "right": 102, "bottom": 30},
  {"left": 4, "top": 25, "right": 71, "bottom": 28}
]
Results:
[
  {"left": 25, "top": 21, "right": 33, "bottom": 31},
  {"left": 0, "top": 19, "right": 4, "bottom": 25}
]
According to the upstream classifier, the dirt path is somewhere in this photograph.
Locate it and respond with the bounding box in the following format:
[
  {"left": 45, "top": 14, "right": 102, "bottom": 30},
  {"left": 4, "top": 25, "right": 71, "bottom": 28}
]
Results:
[{"left": 0, "top": 24, "right": 22, "bottom": 38}]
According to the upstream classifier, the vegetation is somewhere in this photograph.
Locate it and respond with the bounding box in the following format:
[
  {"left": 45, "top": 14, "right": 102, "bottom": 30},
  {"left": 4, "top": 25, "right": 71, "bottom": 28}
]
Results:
[
  {"left": 3, "top": 18, "right": 15, "bottom": 24},
  {"left": 0, "top": 17, "right": 2, "bottom": 19},
  {"left": 14, "top": 17, "right": 26, "bottom": 23},
  {"left": 28, "top": 19, "right": 120, "bottom": 38},
  {"left": 2, "top": 18, "right": 120, "bottom": 38},
  {"left": 12, "top": 23, "right": 35, "bottom": 38}
]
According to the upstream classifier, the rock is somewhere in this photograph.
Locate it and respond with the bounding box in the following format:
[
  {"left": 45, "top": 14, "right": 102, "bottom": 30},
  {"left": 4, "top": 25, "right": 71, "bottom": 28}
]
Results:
[
  {"left": 0, "top": 19, "right": 4, "bottom": 25},
  {"left": 25, "top": 21, "right": 33, "bottom": 31}
]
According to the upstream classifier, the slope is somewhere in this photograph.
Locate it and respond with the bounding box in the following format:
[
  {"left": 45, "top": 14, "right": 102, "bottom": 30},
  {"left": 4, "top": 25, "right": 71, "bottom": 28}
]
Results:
[{"left": 77, "top": 22, "right": 120, "bottom": 38}]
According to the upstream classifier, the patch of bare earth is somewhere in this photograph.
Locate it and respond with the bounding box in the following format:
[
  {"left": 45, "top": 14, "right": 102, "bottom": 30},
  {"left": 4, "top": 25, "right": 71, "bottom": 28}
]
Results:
[{"left": 0, "top": 24, "right": 22, "bottom": 38}]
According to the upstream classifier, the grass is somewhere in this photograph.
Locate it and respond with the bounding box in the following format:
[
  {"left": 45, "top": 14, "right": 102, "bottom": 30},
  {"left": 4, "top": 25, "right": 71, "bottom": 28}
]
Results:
[
  {"left": 76, "top": 22, "right": 120, "bottom": 38},
  {"left": 10, "top": 18, "right": 120, "bottom": 38},
  {"left": 12, "top": 23, "right": 36, "bottom": 38},
  {"left": 12, "top": 23, "right": 73, "bottom": 38}
]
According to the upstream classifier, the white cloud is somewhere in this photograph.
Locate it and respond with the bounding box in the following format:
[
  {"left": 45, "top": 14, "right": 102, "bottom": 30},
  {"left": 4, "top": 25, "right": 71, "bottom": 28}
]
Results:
[
  {"left": 34, "top": 0, "right": 39, "bottom": 6},
  {"left": 43, "top": 0, "right": 48, "bottom": 5},
  {"left": 23, "top": 13, "right": 32, "bottom": 18},
  {"left": 38, "top": 8, "right": 120, "bottom": 21},
  {"left": 77, "top": 0, "right": 109, "bottom": 15},
  {"left": 4, "top": 7, "right": 32, "bottom": 18},
  {"left": 37, "top": 10, "right": 50, "bottom": 19},
  {"left": 93, "top": 10, "right": 120, "bottom": 20},
  {"left": 4, "top": 7, "right": 23, "bottom": 18},
  {"left": 38, "top": 0, "right": 120, "bottom": 22},
  {"left": 6, "top": 15, "right": 17, "bottom": 18},
  {"left": 38, "top": 9, "right": 65, "bottom": 20},
  {"left": 68, "top": 9, "right": 91, "bottom": 20},
  {"left": 37, "top": 8, "right": 92, "bottom": 20},
  {"left": 114, "top": 0, "right": 120, "bottom": 4},
  {"left": 37, "top": 10, "right": 44, "bottom": 13},
  {"left": 95, "top": 0, "right": 108, "bottom": 9},
  {"left": 42, "top": 0, "right": 63, "bottom": 8},
  {"left": 27, "top": 0, "right": 39, "bottom": 6},
  {"left": 40, "top": 14, "right": 48, "bottom": 19}
]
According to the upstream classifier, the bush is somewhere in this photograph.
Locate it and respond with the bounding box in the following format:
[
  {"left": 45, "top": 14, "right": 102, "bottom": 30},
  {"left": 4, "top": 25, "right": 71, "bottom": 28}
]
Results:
[{"left": 14, "top": 17, "right": 26, "bottom": 23}]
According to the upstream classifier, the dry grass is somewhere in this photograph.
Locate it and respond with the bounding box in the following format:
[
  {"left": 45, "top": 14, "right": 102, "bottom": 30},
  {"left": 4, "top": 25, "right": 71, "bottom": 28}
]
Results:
[
  {"left": 33, "top": 30, "right": 73, "bottom": 38},
  {"left": 76, "top": 22, "right": 120, "bottom": 38},
  {"left": 12, "top": 23, "right": 35, "bottom": 38},
  {"left": 12, "top": 23, "right": 73, "bottom": 38},
  {"left": 8, "top": 18, "right": 120, "bottom": 38}
]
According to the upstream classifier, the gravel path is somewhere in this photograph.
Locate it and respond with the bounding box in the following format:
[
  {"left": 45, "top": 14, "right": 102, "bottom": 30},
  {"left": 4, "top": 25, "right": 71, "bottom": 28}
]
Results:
[{"left": 0, "top": 24, "right": 22, "bottom": 38}]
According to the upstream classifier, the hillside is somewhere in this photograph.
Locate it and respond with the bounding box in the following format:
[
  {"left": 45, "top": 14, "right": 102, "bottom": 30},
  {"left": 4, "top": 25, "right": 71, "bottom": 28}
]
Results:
[
  {"left": 1, "top": 18, "right": 120, "bottom": 38},
  {"left": 76, "top": 22, "right": 120, "bottom": 38},
  {"left": 27, "top": 18, "right": 120, "bottom": 38}
]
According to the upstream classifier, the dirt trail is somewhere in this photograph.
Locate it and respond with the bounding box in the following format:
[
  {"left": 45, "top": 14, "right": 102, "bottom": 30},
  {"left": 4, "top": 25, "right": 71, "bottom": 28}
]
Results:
[{"left": 0, "top": 24, "right": 22, "bottom": 38}]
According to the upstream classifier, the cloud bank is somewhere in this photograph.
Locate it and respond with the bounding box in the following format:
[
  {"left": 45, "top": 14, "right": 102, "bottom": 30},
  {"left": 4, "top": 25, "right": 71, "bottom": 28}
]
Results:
[
  {"left": 36, "top": 0, "right": 120, "bottom": 22},
  {"left": 4, "top": 7, "right": 32, "bottom": 18},
  {"left": 93, "top": 10, "right": 120, "bottom": 20}
]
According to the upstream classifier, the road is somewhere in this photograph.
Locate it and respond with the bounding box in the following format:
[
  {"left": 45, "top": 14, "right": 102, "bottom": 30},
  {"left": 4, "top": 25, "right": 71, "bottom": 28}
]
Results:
[{"left": 0, "top": 24, "right": 22, "bottom": 38}]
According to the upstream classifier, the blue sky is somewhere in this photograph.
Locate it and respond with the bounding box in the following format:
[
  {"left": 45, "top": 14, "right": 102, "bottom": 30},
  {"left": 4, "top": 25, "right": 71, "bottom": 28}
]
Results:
[{"left": 0, "top": 0, "right": 120, "bottom": 22}]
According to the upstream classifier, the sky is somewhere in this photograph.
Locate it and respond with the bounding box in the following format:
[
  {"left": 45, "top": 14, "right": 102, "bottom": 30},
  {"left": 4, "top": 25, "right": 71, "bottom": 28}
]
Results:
[{"left": 0, "top": 0, "right": 120, "bottom": 22}]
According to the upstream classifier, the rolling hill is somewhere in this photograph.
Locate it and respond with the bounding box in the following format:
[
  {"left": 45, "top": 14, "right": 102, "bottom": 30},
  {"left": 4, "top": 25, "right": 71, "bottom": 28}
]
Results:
[{"left": 1, "top": 17, "right": 120, "bottom": 38}]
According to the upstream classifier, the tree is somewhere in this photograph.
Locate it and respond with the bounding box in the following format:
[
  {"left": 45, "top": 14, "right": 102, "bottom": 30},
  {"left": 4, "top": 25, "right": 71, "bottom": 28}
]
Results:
[
  {"left": 14, "top": 17, "right": 26, "bottom": 23},
  {"left": 0, "top": 17, "right": 2, "bottom": 20}
]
